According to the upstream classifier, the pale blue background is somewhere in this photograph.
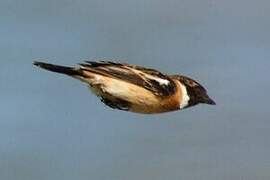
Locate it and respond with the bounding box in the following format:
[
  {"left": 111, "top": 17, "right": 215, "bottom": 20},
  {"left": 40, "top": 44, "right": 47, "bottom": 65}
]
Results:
[{"left": 1, "top": 0, "right": 270, "bottom": 179}]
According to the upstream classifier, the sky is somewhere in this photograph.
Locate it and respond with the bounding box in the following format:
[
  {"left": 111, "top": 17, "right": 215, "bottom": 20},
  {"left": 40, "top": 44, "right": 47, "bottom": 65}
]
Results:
[{"left": 1, "top": 0, "right": 270, "bottom": 179}]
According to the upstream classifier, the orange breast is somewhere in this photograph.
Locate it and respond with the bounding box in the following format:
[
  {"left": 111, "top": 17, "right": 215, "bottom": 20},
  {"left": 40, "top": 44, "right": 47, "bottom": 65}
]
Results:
[{"left": 129, "top": 80, "right": 182, "bottom": 114}]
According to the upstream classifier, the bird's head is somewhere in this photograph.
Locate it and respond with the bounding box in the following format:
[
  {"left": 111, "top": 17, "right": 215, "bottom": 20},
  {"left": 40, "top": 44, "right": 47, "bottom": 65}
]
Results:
[{"left": 171, "top": 75, "right": 216, "bottom": 109}]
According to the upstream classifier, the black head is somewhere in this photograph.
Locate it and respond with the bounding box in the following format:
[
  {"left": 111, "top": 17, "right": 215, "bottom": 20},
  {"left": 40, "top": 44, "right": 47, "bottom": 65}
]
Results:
[{"left": 172, "top": 75, "right": 216, "bottom": 108}]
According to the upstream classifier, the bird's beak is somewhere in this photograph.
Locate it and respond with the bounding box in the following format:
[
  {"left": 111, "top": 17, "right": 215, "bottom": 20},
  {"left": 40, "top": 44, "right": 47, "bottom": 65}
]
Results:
[
  {"left": 202, "top": 95, "right": 216, "bottom": 105},
  {"left": 206, "top": 98, "right": 216, "bottom": 105}
]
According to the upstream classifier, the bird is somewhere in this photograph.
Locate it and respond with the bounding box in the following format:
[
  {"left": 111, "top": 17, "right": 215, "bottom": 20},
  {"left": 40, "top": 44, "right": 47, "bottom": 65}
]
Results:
[{"left": 33, "top": 61, "right": 215, "bottom": 114}]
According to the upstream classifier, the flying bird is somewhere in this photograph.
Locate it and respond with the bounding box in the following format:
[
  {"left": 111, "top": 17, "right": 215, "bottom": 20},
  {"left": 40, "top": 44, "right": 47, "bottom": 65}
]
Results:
[{"left": 33, "top": 61, "right": 215, "bottom": 114}]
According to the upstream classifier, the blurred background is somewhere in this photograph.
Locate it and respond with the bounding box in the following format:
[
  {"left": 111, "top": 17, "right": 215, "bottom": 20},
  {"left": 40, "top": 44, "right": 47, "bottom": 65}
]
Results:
[{"left": 1, "top": 0, "right": 270, "bottom": 179}]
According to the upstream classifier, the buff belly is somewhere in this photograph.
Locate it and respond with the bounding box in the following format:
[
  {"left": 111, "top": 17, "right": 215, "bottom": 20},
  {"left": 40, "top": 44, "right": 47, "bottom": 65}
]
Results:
[{"left": 85, "top": 74, "right": 180, "bottom": 114}]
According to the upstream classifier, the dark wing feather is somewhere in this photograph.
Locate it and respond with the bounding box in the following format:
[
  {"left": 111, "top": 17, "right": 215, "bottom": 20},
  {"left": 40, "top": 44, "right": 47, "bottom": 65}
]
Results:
[{"left": 80, "top": 61, "right": 177, "bottom": 96}]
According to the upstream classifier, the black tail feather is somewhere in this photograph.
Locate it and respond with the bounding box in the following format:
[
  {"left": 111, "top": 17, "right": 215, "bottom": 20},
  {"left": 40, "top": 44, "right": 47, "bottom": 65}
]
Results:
[{"left": 33, "top": 61, "right": 82, "bottom": 76}]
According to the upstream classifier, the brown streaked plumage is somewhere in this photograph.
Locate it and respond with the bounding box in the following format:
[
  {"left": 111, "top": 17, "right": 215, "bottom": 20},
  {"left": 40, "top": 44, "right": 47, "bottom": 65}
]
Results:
[{"left": 33, "top": 61, "right": 215, "bottom": 114}]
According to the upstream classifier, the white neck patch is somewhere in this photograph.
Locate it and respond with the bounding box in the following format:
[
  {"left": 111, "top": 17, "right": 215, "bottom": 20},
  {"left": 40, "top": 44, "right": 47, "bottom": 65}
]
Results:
[{"left": 178, "top": 82, "right": 190, "bottom": 109}]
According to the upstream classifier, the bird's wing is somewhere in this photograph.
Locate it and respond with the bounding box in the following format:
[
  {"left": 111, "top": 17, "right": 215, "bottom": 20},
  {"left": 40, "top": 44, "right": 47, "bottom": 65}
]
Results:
[{"left": 79, "top": 61, "right": 177, "bottom": 96}]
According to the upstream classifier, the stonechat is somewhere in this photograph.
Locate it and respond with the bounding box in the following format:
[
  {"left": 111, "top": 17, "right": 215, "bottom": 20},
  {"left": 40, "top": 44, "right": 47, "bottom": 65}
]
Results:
[{"left": 34, "top": 61, "right": 215, "bottom": 114}]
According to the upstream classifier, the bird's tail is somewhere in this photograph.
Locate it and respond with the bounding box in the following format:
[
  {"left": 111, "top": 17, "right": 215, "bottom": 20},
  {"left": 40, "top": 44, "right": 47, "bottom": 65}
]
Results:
[{"left": 33, "top": 61, "right": 83, "bottom": 77}]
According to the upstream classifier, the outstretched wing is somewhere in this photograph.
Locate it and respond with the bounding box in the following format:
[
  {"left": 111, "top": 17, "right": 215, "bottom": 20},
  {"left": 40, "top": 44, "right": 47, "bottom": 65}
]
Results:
[{"left": 79, "top": 61, "right": 177, "bottom": 96}]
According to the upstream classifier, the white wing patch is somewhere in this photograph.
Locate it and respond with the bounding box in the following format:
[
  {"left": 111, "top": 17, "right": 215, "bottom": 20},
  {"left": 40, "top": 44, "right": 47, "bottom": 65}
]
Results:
[
  {"left": 125, "top": 67, "right": 171, "bottom": 86},
  {"left": 178, "top": 82, "right": 190, "bottom": 109},
  {"left": 144, "top": 74, "right": 170, "bottom": 86},
  {"left": 155, "top": 78, "right": 170, "bottom": 85}
]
